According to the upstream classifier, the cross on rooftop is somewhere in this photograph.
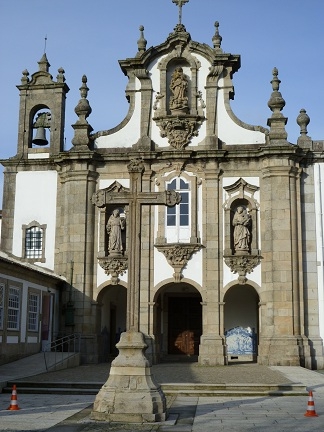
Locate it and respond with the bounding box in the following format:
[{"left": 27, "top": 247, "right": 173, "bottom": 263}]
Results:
[{"left": 172, "top": 0, "right": 189, "bottom": 24}]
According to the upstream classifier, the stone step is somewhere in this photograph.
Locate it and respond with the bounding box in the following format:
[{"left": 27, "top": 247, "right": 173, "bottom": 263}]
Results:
[{"left": 3, "top": 380, "right": 308, "bottom": 397}]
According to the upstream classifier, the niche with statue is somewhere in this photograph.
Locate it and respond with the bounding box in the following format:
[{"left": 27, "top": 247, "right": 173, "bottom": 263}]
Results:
[
  {"left": 223, "top": 178, "right": 261, "bottom": 284},
  {"left": 153, "top": 52, "right": 205, "bottom": 149}
]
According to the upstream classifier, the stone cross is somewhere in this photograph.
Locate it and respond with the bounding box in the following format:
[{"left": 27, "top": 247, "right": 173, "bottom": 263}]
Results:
[
  {"left": 93, "top": 158, "right": 181, "bottom": 331},
  {"left": 172, "top": 0, "right": 189, "bottom": 24}
]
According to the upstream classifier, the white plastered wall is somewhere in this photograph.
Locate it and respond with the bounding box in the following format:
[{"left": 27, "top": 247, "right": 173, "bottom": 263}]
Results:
[
  {"left": 222, "top": 177, "right": 261, "bottom": 287},
  {"left": 13, "top": 171, "right": 57, "bottom": 270},
  {"left": 314, "top": 163, "right": 324, "bottom": 340},
  {"left": 217, "top": 76, "right": 265, "bottom": 145},
  {"left": 94, "top": 79, "right": 141, "bottom": 149}
]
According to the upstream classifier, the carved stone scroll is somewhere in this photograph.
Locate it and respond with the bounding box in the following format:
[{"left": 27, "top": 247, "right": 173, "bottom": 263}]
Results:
[
  {"left": 224, "top": 255, "right": 261, "bottom": 285},
  {"left": 153, "top": 115, "right": 203, "bottom": 149},
  {"left": 155, "top": 243, "right": 201, "bottom": 282},
  {"left": 98, "top": 256, "right": 128, "bottom": 285}
]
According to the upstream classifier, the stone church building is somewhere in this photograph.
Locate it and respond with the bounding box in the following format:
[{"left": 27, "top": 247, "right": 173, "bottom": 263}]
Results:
[{"left": 1, "top": 4, "right": 324, "bottom": 369}]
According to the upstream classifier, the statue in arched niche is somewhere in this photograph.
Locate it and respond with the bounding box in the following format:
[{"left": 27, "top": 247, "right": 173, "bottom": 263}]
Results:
[
  {"left": 169, "top": 67, "right": 189, "bottom": 113},
  {"left": 232, "top": 206, "right": 251, "bottom": 254},
  {"left": 106, "top": 209, "right": 126, "bottom": 255}
]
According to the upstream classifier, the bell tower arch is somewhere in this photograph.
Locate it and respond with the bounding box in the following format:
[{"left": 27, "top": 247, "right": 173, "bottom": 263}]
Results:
[{"left": 16, "top": 53, "right": 69, "bottom": 157}]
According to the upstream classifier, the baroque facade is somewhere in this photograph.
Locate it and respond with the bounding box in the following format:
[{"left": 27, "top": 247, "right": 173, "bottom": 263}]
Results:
[{"left": 1, "top": 6, "right": 324, "bottom": 368}]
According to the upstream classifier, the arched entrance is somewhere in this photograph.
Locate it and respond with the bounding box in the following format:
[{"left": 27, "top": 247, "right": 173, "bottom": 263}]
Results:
[
  {"left": 154, "top": 282, "right": 202, "bottom": 361},
  {"left": 224, "top": 284, "right": 259, "bottom": 362},
  {"left": 97, "top": 284, "right": 127, "bottom": 361}
]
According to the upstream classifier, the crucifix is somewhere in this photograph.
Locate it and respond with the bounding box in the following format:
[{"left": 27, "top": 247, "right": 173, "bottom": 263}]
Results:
[
  {"left": 91, "top": 158, "right": 181, "bottom": 423},
  {"left": 92, "top": 157, "right": 181, "bottom": 331},
  {"left": 172, "top": 0, "right": 189, "bottom": 25}
]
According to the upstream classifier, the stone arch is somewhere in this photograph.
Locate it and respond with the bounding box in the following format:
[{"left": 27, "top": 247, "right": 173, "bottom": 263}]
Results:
[
  {"left": 29, "top": 105, "right": 51, "bottom": 148},
  {"left": 153, "top": 281, "right": 203, "bottom": 361},
  {"left": 96, "top": 282, "right": 127, "bottom": 361},
  {"left": 223, "top": 284, "right": 260, "bottom": 362},
  {"left": 222, "top": 279, "right": 262, "bottom": 302}
]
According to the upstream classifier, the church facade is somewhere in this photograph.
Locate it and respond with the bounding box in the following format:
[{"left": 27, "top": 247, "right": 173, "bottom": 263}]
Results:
[{"left": 1, "top": 9, "right": 324, "bottom": 368}]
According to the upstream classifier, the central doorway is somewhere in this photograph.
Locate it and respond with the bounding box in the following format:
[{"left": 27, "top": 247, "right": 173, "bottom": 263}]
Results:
[
  {"left": 154, "top": 282, "right": 202, "bottom": 362},
  {"left": 168, "top": 296, "right": 202, "bottom": 356}
]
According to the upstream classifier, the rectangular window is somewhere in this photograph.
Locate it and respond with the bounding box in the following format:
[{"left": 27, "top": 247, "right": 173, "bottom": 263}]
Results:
[
  {"left": 0, "top": 283, "right": 4, "bottom": 330},
  {"left": 25, "top": 227, "right": 43, "bottom": 258},
  {"left": 7, "top": 286, "right": 21, "bottom": 330},
  {"left": 28, "top": 293, "right": 40, "bottom": 332}
]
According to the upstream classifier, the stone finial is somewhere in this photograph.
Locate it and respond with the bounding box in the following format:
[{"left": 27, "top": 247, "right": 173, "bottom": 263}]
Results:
[
  {"left": 137, "top": 25, "right": 147, "bottom": 56},
  {"left": 74, "top": 75, "right": 91, "bottom": 118},
  {"left": 212, "top": 21, "right": 223, "bottom": 52},
  {"left": 267, "top": 68, "right": 288, "bottom": 143},
  {"left": 267, "top": 68, "right": 286, "bottom": 113},
  {"left": 297, "top": 109, "right": 310, "bottom": 136},
  {"left": 56, "top": 67, "right": 65, "bottom": 83},
  {"left": 297, "top": 108, "right": 312, "bottom": 148},
  {"left": 71, "top": 75, "right": 93, "bottom": 149},
  {"left": 38, "top": 53, "right": 50, "bottom": 72},
  {"left": 21, "top": 69, "right": 29, "bottom": 84}
]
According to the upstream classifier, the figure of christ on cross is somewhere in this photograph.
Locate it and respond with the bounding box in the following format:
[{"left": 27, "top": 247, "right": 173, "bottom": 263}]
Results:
[
  {"left": 172, "top": 0, "right": 189, "bottom": 25},
  {"left": 91, "top": 158, "right": 181, "bottom": 423}
]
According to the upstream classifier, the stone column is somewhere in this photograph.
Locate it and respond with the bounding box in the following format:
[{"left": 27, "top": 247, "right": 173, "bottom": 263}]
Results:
[
  {"left": 0, "top": 167, "right": 17, "bottom": 253},
  {"left": 259, "top": 159, "right": 301, "bottom": 365},
  {"left": 57, "top": 157, "right": 98, "bottom": 362},
  {"left": 198, "top": 162, "right": 225, "bottom": 365}
]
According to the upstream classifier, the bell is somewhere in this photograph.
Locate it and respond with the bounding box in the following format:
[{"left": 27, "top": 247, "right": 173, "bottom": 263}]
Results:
[{"left": 32, "top": 127, "right": 48, "bottom": 146}]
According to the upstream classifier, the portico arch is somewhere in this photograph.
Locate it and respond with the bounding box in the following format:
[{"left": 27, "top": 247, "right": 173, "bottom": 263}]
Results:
[
  {"left": 153, "top": 281, "right": 202, "bottom": 361},
  {"left": 96, "top": 283, "right": 127, "bottom": 361},
  {"left": 223, "top": 284, "right": 259, "bottom": 362}
]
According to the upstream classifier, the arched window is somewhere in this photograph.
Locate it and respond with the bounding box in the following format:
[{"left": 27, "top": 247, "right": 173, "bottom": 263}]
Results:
[
  {"left": 22, "top": 221, "right": 47, "bottom": 262},
  {"left": 166, "top": 177, "right": 190, "bottom": 242}
]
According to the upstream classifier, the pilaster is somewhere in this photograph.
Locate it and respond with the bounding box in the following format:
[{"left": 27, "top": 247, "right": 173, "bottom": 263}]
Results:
[{"left": 198, "top": 161, "right": 226, "bottom": 365}]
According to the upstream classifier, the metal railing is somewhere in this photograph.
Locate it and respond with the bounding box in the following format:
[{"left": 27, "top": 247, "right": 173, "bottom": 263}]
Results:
[{"left": 43, "top": 333, "right": 81, "bottom": 371}]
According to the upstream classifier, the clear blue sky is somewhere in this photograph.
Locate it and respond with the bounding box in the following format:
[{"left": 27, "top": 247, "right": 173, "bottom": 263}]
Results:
[{"left": 1, "top": 0, "right": 323, "bottom": 205}]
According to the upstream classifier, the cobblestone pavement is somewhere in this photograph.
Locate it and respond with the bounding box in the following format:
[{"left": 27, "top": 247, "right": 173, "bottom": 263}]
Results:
[{"left": 1, "top": 363, "right": 324, "bottom": 431}]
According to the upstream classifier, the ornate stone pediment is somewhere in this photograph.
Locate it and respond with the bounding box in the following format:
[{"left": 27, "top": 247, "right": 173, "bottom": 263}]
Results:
[
  {"left": 153, "top": 115, "right": 203, "bottom": 150},
  {"left": 98, "top": 256, "right": 128, "bottom": 285},
  {"left": 155, "top": 243, "right": 201, "bottom": 282},
  {"left": 91, "top": 181, "right": 129, "bottom": 208},
  {"left": 224, "top": 254, "right": 261, "bottom": 285}
]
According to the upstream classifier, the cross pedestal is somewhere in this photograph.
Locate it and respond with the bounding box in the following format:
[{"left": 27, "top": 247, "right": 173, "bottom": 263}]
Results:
[{"left": 90, "top": 158, "right": 180, "bottom": 422}]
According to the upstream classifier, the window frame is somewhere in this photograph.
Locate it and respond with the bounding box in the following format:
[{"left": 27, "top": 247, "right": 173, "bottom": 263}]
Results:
[
  {"left": 27, "top": 291, "right": 40, "bottom": 332},
  {"left": 0, "top": 282, "right": 4, "bottom": 330},
  {"left": 165, "top": 176, "right": 191, "bottom": 243},
  {"left": 7, "top": 285, "right": 21, "bottom": 331},
  {"left": 22, "top": 220, "right": 47, "bottom": 263}
]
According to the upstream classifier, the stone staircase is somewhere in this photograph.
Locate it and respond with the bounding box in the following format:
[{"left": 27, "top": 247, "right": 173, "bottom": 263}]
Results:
[{"left": 2, "top": 380, "right": 308, "bottom": 397}]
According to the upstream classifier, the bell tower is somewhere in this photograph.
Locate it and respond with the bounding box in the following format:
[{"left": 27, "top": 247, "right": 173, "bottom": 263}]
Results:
[{"left": 16, "top": 53, "right": 69, "bottom": 156}]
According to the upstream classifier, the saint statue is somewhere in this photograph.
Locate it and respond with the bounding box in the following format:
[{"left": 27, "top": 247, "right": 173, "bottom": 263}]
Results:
[
  {"left": 232, "top": 206, "right": 251, "bottom": 253},
  {"left": 106, "top": 209, "right": 126, "bottom": 254},
  {"left": 169, "top": 67, "right": 189, "bottom": 113}
]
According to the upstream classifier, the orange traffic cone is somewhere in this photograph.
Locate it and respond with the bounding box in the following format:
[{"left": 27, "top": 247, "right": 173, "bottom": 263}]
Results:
[
  {"left": 304, "top": 390, "right": 318, "bottom": 417},
  {"left": 6, "top": 384, "right": 20, "bottom": 411}
]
